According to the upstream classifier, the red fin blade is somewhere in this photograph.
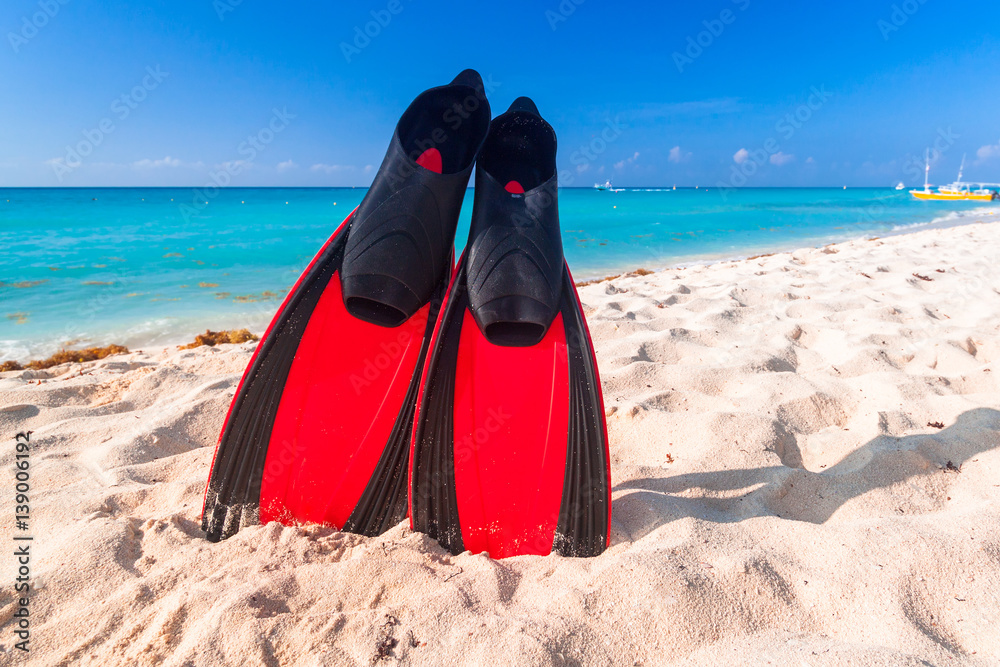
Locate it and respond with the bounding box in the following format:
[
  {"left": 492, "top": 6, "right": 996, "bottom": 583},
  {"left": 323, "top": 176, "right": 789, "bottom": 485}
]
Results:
[
  {"left": 260, "top": 275, "right": 430, "bottom": 530},
  {"left": 452, "top": 310, "right": 569, "bottom": 557}
]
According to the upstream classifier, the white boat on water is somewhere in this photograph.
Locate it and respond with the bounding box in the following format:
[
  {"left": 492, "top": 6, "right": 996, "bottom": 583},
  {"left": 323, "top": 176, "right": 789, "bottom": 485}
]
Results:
[
  {"left": 593, "top": 179, "right": 623, "bottom": 193},
  {"left": 895, "top": 182, "right": 905, "bottom": 190}
]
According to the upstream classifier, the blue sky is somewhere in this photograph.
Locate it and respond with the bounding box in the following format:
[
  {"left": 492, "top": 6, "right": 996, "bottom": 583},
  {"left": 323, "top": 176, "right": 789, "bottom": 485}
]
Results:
[{"left": 2, "top": 0, "right": 998, "bottom": 187}]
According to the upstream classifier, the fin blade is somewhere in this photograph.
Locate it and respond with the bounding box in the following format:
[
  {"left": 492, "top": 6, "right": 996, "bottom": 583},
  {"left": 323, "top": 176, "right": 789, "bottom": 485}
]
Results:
[
  {"left": 201, "top": 218, "right": 347, "bottom": 541},
  {"left": 553, "top": 268, "right": 611, "bottom": 556},
  {"left": 410, "top": 266, "right": 610, "bottom": 558}
]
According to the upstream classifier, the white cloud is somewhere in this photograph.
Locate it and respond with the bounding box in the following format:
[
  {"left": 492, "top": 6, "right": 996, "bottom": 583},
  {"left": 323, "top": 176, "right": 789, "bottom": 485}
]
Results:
[
  {"left": 977, "top": 140, "right": 1000, "bottom": 162},
  {"left": 614, "top": 151, "right": 641, "bottom": 170},
  {"left": 805, "top": 156, "right": 815, "bottom": 164},
  {"left": 667, "top": 146, "right": 691, "bottom": 163},
  {"left": 733, "top": 148, "right": 749, "bottom": 164},
  {"left": 769, "top": 151, "right": 795, "bottom": 166},
  {"left": 310, "top": 163, "right": 356, "bottom": 174},
  {"left": 132, "top": 156, "right": 182, "bottom": 169},
  {"left": 277, "top": 159, "right": 297, "bottom": 172}
]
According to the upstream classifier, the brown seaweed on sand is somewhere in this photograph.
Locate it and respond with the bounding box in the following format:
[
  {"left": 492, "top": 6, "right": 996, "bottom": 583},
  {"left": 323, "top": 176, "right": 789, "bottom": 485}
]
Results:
[
  {"left": 178, "top": 329, "right": 259, "bottom": 350},
  {"left": 0, "top": 344, "right": 130, "bottom": 372},
  {"left": 575, "top": 267, "right": 653, "bottom": 287}
]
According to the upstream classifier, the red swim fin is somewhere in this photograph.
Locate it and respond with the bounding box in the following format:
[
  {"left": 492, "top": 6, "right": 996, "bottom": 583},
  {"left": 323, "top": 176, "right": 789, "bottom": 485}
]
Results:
[
  {"left": 201, "top": 70, "right": 490, "bottom": 541},
  {"left": 409, "top": 98, "right": 611, "bottom": 558}
]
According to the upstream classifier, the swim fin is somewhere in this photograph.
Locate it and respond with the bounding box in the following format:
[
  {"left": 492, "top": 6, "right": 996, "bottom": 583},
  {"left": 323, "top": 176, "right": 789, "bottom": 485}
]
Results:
[
  {"left": 409, "top": 97, "right": 611, "bottom": 558},
  {"left": 202, "top": 70, "right": 491, "bottom": 542}
]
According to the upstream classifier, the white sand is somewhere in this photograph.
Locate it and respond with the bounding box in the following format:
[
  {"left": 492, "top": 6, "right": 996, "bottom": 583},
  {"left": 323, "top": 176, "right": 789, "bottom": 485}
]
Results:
[{"left": 2, "top": 221, "right": 999, "bottom": 666}]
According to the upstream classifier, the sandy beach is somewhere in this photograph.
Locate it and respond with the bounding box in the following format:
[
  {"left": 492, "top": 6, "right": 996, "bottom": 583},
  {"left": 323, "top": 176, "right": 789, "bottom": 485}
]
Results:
[{"left": 2, "top": 221, "right": 999, "bottom": 666}]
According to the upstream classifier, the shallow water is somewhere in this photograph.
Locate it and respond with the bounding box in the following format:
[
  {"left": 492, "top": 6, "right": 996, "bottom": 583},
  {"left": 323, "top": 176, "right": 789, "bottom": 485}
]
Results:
[{"left": 1, "top": 186, "right": 995, "bottom": 360}]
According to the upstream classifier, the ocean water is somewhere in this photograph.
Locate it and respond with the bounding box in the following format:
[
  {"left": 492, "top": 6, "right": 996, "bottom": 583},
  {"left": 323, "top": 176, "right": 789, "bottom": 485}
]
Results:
[{"left": 1, "top": 186, "right": 996, "bottom": 361}]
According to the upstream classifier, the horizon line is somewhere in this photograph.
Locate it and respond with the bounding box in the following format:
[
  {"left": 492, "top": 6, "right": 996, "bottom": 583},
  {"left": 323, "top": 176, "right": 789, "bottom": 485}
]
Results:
[{"left": 0, "top": 185, "right": 922, "bottom": 190}]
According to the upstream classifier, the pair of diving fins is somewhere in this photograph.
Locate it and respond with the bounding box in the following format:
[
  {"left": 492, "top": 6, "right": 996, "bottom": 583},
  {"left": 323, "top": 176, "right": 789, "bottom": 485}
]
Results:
[{"left": 201, "top": 70, "right": 610, "bottom": 559}]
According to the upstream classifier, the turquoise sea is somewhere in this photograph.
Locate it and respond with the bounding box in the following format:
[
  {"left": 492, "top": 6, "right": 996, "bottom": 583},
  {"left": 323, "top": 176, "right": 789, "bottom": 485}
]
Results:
[{"left": 1, "top": 187, "right": 996, "bottom": 361}]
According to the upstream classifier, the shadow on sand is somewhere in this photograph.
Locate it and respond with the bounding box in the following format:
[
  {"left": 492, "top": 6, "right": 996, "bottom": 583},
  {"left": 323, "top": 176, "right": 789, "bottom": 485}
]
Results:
[{"left": 612, "top": 407, "right": 1000, "bottom": 541}]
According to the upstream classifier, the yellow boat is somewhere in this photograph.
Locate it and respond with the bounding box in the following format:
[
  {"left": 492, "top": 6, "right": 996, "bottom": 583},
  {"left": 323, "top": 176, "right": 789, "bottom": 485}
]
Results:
[
  {"left": 911, "top": 188, "right": 996, "bottom": 201},
  {"left": 910, "top": 152, "right": 999, "bottom": 201}
]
